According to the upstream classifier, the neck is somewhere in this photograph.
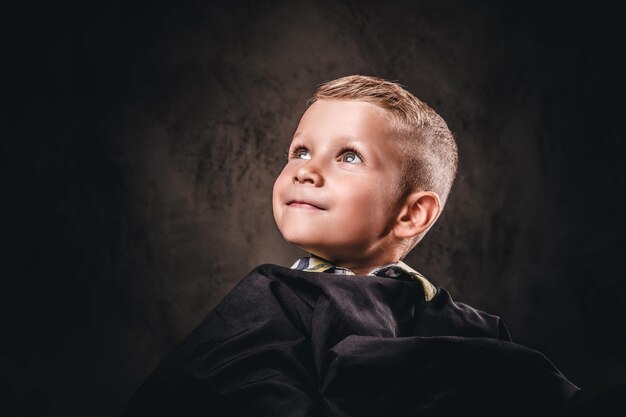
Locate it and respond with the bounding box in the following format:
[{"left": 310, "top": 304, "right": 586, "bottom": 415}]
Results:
[{"left": 307, "top": 234, "right": 407, "bottom": 275}]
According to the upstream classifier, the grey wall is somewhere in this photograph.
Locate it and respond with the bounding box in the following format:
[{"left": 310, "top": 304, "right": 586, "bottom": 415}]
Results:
[{"left": 5, "top": 0, "right": 626, "bottom": 415}]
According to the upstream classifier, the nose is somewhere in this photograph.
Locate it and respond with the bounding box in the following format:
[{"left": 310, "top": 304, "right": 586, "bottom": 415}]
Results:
[{"left": 294, "top": 160, "right": 324, "bottom": 186}]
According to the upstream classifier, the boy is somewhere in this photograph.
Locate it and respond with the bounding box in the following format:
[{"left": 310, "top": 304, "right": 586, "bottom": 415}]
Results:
[{"left": 120, "top": 76, "right": 579, "bottom": 416}]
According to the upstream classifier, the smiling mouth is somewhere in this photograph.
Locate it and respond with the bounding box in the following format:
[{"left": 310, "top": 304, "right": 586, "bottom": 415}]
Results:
[{"left": 287, "top": 200, "right": 326, "bottom": 210}]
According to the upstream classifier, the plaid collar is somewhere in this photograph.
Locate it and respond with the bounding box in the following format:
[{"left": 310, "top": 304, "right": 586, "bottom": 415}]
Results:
[{"left": 290, "top": 255, "right": 437, "bottom": 301}]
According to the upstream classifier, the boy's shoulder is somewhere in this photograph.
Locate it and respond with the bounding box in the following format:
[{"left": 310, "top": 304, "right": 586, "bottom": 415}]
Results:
[{"left": 425, "top": 287, "right": 512, "bottom": 341}]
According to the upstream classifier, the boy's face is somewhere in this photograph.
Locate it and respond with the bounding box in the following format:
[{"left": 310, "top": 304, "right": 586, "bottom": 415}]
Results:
[{"left": 272, "top": 99, "right": 404, "bottom": 266}]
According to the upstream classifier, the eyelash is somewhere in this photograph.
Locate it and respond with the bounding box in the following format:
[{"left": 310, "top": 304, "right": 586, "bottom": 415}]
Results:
[
  {"left": 287, "top": 145, "right": 308, "bottom": 159},
  {"left": 337, "top": 146, "right": 363, "bottom": 162},
  {"left": 287, "top": 145, "right": 364, "bottom": 163}
]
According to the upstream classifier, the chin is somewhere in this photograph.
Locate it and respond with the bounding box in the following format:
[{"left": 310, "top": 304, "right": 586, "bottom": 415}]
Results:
[
  {"left": 283, "top": 233, "right": 314, "bottom": 250},
  {"left": 278, "top": 223, "right": 316, "bottom": 245},
  {"left": 281, "top": 234, "right": 323, "bottom": 257}
]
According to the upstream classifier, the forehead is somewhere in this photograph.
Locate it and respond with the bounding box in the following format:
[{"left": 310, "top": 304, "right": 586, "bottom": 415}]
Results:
[
  {"left": 294, "top": 99, "right": 401, "bottom": 152},
  {"left": 298, "top": 99, "right": 393, "bottom": 132}
]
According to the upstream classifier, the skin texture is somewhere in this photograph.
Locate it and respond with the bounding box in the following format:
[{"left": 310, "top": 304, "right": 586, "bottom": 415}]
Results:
[{"left": 272, "top": 99, "right": 441, "bottom": 275}]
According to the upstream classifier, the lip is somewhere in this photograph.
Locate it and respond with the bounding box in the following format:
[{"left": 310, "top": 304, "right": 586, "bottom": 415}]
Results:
[{"left": 287, "top": 199, "right": 326, "bottom": 210}]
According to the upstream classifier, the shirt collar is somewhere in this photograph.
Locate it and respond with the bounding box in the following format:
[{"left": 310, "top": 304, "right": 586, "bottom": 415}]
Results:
[{"left": 290, "top": 255, "right": 437, "bottom": 301}]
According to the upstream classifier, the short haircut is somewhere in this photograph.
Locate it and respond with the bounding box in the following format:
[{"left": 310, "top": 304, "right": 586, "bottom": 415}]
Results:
[{"left": 308, "top": 75, "right": 458, "bottom": 207}]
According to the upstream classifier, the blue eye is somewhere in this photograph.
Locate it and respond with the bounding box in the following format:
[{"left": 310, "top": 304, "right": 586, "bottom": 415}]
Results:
[
  {"left": 340, "top": 151, "right": 363, "bottom": 164},
  {"left": 292, "top": 147, "right": 311, "bottom": 160}
]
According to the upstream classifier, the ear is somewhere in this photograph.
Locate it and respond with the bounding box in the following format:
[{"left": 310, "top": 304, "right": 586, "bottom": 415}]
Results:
[{"left": 392, "top": 191, "right": 442, "bottom": 239}]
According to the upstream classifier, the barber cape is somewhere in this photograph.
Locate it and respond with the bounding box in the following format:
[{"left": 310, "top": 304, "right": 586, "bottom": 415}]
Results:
[{"left": 120, "top": 263, "right": 579, "bottom": 416}]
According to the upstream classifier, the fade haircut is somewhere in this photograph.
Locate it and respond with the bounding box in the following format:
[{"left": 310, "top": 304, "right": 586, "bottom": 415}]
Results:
[{"left": 307, "top": 75, "right": 458, "bottom": 208}]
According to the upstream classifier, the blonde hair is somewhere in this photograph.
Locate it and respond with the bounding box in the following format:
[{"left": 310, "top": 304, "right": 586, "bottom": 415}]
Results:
[{"left": 308, "top": 75, "right": 458, "bottom": 207}]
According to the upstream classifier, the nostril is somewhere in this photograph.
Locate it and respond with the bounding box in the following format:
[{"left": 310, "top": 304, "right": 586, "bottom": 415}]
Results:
[
  {"left": 294, "top": 163, "right": 324, "bottom": 186},
  {"left": 294, "top": 175, "right": 314, "bottom": 184}
]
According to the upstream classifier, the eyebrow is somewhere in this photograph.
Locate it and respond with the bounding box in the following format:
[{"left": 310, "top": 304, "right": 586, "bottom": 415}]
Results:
[{"left": 292, "top": 132, "right": 366, "bottom": 144}]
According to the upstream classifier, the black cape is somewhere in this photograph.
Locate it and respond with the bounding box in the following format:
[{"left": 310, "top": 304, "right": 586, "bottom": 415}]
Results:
[{"left": 120, "top": 264, "right": 580, "bottom": 416}]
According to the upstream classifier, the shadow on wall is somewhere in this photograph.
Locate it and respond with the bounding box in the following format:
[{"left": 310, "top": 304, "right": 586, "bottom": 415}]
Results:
[{"left": 4, "top": 0, "right": 626, "bottom": 416}]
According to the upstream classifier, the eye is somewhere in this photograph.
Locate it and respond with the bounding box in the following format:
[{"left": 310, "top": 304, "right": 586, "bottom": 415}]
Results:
[
  {"left": 290, "top": 147, "right": 311, "bottom": 160},
  {"left": 339, "top": 150, "right": 363, "bottom": 164}
]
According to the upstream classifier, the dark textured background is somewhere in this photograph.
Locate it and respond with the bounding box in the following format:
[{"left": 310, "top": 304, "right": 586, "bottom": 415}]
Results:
[{"left": 4, "top": 0, "right": 626, "bottom": 415}]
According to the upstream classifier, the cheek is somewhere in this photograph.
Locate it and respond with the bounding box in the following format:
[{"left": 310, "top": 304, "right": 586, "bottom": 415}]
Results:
[
  {"left": 272, "top": 176, "right": 280, "bottom": 204},
  {"left": 272, "top": 170, "right": 288, "bottom": 220},
  {"left": 344, "top": 182, "right": 395, "bottom": 225},
  {"left": 332, "top": 187, "right": 374, "bottom": 233},
  {"left": 273, "top": 166, "right": 290, "bottom": 197}
]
